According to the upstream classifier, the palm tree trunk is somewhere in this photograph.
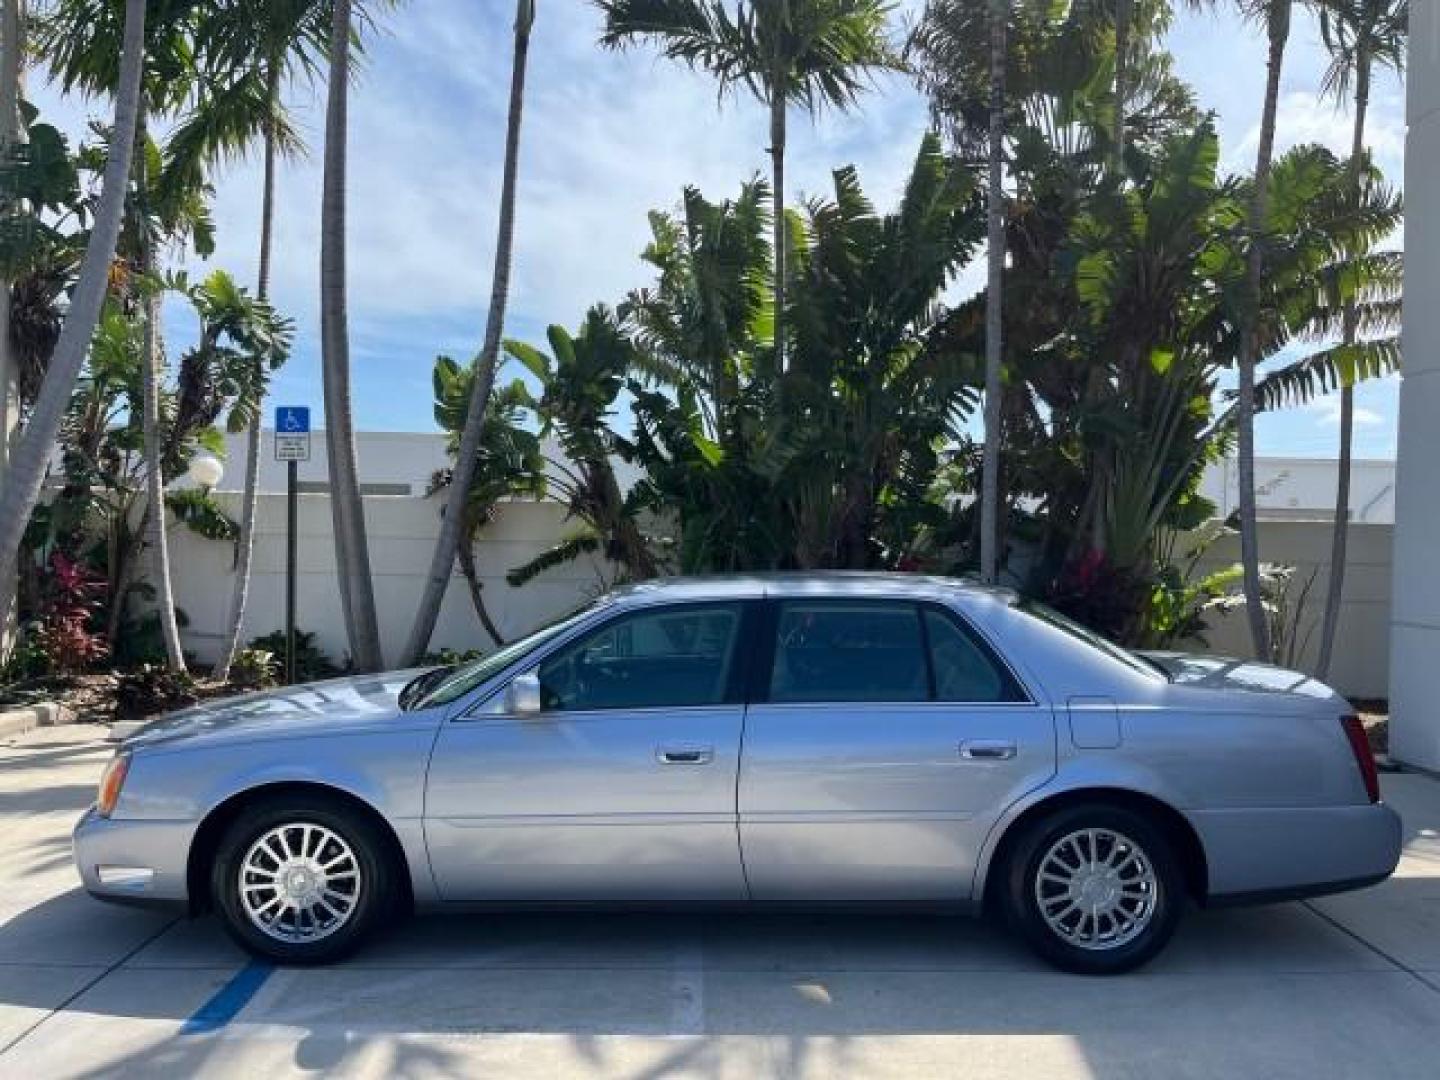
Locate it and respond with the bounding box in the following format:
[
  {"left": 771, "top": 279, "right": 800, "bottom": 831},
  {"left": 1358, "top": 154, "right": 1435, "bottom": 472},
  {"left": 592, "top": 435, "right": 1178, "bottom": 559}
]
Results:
[
  {"left": 214, "top": 61, "right": 280, "bottom": 682},
  {"left": 1112, "top": 0, "right": 1132, "bottom": 177},
  {"left": 0, "top": 0, "right": 143, "bottom": 625},
  {"left": 770, "top": 88, "right": 787, "bottom": 377},
  {"left": 979, "top": 0, "right": 1007, "bottom": 585},
  {"left": 135, "top": 105, "right": 186, "bottom": 673},
  {"left": 456, "top": 527, "right": 505, "bottom": 648},
  {"left": 1316, "top": 49, "right": 1371, "bottom": 680},
  {"left": 321, "top": 0, "right": 384, "bottom": 671},
  {"left": 0, "top": 0, "right": 23, "bottom": 652},
  {"left": 401, "top": 0, "right": 534, "bottom": 666},
  {"left": 1237, "top": 1, "right": 1291, "bottom": 660}
]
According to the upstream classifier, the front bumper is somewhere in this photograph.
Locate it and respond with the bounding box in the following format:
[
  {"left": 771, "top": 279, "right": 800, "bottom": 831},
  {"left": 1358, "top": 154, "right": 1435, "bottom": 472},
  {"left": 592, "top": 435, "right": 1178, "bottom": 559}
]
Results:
[
  {"left": 1194, "top": 801, "right": 1403, "bottom": 903},
  {"left": 72, "top": 806, "right": 194, "bottom": 910}
]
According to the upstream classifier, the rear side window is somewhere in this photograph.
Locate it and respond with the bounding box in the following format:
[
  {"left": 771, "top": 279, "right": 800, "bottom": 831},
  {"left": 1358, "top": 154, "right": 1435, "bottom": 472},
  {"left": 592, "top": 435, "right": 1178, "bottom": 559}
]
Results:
[
  {"left": 537, "top": 604, "right": 742, "bottom": 711},
  {"left": 924, "top": 609, "right": 1027, "bottom": 703},
  {"left": 770, "top": 602, "right": 929, "bottom": 703},
  {"left": 765, "top": 600, "right": 1028, "bottom": 705}
]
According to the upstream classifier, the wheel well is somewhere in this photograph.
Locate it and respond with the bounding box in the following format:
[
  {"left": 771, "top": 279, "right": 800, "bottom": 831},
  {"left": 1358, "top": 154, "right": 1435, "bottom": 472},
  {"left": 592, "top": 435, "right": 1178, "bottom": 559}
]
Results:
[
  {"left": 982, "top": 787, "right": 1209, "bottom": 911},
  {"left": 186, "top": 781, "right": 414, "bottom": 916}
]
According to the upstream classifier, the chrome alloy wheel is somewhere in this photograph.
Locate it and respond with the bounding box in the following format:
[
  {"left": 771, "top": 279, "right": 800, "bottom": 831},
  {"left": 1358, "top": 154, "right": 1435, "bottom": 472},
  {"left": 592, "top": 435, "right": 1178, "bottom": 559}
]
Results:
[
  {"left": 239, "top": 823, "right": 362, "bottom": 944},
  {"left": 1034, "top": 827, "right": 1159, "bottom": 951}
]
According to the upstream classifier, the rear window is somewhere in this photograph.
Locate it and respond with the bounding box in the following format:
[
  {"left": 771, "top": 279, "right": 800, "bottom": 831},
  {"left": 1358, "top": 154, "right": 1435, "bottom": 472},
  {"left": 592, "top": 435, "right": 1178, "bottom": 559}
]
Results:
[{"left": 1016, "top": 600, "right": 1167, "bottom": 680}]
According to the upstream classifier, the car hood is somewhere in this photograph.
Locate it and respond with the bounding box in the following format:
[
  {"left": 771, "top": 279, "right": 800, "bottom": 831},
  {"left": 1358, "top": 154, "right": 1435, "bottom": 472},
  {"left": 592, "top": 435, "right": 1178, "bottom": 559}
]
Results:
[
  {"left": 122, "top": 670, "right": 430, "bottom": 750},
  {"left": 1138, "top": 651, "right": 1339, "bottom": 700}
]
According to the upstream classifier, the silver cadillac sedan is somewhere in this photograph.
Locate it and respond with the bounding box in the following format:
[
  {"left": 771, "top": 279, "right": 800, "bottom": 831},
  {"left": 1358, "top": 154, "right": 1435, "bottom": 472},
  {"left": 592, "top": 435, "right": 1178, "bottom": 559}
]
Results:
[{"left": 74, "top": 574, "right": 1401, "bottom": 974}]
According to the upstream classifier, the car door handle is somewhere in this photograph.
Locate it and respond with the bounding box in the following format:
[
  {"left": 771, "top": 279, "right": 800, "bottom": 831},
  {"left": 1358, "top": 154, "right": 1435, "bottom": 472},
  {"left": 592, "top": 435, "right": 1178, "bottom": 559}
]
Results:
[
  {"left": 959, "top": 740, "right": 1017, "bottom": 761},
  {"left": 656, "top": 746, "right": 714, "bottom": 765}
]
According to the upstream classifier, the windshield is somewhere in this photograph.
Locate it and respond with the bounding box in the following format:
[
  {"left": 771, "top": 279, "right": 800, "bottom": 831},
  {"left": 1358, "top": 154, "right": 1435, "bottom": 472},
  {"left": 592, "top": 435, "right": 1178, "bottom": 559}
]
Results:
[
  {"left": 1016, "top": 600, "right": 1168, "bottom": 680},
  {"left": 407, "top": 602, "right": 603, "bottom": 710}
]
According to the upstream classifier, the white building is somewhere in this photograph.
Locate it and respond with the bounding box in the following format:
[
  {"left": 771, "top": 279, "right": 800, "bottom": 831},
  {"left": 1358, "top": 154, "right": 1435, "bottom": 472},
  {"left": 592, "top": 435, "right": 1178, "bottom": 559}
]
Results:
[{"left": 1392, "top": 10, "right": 1440, "bottom": 772}]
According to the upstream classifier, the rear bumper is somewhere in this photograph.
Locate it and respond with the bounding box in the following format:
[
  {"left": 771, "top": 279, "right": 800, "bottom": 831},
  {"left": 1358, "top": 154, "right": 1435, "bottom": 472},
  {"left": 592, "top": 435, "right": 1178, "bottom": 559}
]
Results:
[
  {"left": 72, "top": 806, "right": 194, "bottom": 911},
  {"left": 1194, "top": 801, "right": 1403, "bottom": 904}
]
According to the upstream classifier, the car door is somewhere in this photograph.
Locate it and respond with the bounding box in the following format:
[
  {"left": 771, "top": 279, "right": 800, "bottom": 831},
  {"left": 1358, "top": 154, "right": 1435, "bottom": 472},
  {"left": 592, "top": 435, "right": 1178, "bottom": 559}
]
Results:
[
  {"left": 738, "top": 598, "right": 1056, "bottom": 902},
  {"left": 425, "top": 601, "right": 753, "bottom": 902}
]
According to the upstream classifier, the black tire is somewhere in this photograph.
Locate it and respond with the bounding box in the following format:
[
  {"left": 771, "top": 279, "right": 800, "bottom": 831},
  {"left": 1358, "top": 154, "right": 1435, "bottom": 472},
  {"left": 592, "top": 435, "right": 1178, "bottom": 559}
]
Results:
[
  {"left": 1001, "top": 802, "right": 1184, "bottom": 975},
  {"left": 211, "top": 794, "right": 399, "bottom": 964}
]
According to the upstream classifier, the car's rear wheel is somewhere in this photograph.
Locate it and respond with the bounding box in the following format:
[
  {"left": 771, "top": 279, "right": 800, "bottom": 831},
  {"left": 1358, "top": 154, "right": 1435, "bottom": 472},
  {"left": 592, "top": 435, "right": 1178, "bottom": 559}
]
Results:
[
  {"left": 1001, "top": 803, "right": 1183, "bottom": 974},
  {"left": 211, "top": 795, "right": 397, "bottom": 964}
]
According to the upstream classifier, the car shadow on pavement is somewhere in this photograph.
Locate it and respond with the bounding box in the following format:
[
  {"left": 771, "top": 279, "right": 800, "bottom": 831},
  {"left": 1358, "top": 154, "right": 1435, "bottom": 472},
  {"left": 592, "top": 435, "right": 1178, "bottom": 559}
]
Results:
[{"left": 3, "top": 878, "right": 1440, "bottom": 1079}]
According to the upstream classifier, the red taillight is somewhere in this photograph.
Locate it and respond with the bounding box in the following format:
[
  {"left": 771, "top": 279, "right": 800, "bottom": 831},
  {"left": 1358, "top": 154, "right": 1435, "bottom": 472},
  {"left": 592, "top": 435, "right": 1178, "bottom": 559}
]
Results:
[{"left": 1340, "top": 714, "right": 1380, "bottom": 804}]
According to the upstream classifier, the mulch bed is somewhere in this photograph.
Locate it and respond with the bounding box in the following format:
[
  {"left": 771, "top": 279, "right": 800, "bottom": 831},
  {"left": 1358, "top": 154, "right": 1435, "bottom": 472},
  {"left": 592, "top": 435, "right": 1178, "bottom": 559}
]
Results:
[{"left": 0, "top": 673, "right": 242, "bottom": 725}]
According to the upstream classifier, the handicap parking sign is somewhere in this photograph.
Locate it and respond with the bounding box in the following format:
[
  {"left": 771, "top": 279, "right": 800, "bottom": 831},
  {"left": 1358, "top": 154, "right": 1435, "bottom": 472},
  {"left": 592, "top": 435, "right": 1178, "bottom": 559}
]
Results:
[
  {"left": 274, "top": 406, "right": 312, "bottom": 461},
  {"left": 276, "top": 406, "right": 310, "bottom": 433}
]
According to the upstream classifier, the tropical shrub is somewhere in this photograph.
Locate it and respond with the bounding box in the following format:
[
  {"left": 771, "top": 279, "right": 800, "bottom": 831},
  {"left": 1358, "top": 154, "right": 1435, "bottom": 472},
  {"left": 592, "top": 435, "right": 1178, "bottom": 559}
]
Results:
[
  {"left": 115, "top": 665, "right": 199, "bottom": 720},
  {"left": 416, "top": 647, "right": 486, "bottom": 667},
  {"left": 229, "top": 648, "right": 278, "bottom": 690},
  {"left": 246, "top": 630, "right": 342, "bottom": 684}
]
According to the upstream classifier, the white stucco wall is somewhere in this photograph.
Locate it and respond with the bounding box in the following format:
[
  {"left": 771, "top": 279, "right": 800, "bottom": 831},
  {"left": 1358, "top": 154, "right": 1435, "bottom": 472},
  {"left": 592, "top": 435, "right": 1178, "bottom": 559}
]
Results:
[
  {"left": 1390, "top": 6, "right": 1440, "bottom": 770},
  {"left": 163, "top": 488, "right": 1394, "bottom": 699},
  {"left": 168, "top": 493, "right": 612, "bottom": 669},
  {"left": 1197, "top": 522, "right": 1393, "bottom": 700}
]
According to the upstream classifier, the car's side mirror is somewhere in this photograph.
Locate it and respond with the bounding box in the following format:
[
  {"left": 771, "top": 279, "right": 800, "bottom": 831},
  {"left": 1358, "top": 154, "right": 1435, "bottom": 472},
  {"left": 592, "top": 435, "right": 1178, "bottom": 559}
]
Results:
[{"left": 506, "top": 671, "right": 543, "bottom": 716}]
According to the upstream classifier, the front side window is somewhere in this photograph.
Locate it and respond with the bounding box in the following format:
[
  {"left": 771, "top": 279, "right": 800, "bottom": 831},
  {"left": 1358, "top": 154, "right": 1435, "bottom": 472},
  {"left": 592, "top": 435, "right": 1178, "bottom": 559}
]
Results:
[
  {"left": 409, "top": 602, "right": 601, "bottom": 710},
  {"left": 537, "top": 604, "right": 743, "bottom": 712},
  {"left": 769, "top": 602, "right": 929, "bottom": 703}
]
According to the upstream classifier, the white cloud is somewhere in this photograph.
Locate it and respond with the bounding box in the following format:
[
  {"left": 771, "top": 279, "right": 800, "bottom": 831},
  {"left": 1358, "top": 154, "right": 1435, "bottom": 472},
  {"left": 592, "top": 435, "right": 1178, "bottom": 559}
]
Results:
[
  {"left": 24, "top": 0, "right": 1406, "bottom": 443},
  {"left": 1229, "top": 90, "right": 1406, "bottom": 175},
  {"left": 1310, "top": 399, "right": 1385, "bottom": 428}
]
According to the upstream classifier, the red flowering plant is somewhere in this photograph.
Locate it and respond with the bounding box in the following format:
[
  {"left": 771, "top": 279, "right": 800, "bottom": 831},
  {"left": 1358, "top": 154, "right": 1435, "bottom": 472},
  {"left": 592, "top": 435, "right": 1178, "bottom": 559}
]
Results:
[
  {"left": 30, "top": 552, "right": 110, "bottom": 678},
  {"left": 1046, "top": 549, "right": 1150, "bottom": 645}
]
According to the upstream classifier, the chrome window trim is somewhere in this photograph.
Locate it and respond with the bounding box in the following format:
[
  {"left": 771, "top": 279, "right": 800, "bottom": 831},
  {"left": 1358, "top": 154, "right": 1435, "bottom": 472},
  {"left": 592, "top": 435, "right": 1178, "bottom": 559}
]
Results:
[{"left": 450, "top": 700, "right": 745, "bottom": 728}]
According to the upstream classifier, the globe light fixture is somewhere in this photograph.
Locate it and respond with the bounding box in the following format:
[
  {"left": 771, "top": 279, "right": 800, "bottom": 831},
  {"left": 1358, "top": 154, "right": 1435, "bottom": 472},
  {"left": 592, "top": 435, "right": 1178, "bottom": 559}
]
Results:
[{"left": 187, "top": 452, "right": 225, "bottom": 491}]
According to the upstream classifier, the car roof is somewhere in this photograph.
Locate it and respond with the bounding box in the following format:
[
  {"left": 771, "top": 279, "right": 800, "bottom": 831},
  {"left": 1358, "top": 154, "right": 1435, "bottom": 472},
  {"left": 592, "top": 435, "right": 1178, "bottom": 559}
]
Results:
[{"left": 605, "top": 572, "right": 1018, "bottom": 607}]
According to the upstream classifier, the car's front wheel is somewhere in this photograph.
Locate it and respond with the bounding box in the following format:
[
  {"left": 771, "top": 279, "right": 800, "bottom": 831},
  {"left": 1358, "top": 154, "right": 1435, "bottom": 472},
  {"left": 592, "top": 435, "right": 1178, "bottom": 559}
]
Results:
[
  {"left": 211, "top": 795, "right": 397, "bottom": 964},
  {"left": 1001, "top": 803, "right": 1184, "bottom": 974}
]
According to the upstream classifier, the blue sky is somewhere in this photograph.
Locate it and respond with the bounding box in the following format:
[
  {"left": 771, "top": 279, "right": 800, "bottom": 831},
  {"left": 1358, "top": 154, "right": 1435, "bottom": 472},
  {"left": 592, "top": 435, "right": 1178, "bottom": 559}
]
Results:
[{"left": 33, "top": 0, "right": 1407, "bottom": 458}]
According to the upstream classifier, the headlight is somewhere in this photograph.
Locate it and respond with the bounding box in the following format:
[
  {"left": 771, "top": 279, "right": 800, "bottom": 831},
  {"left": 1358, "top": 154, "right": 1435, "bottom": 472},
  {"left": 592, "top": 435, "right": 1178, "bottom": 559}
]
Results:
[{"left": 97, "top": 752, "right": 131, "bottom": 818}]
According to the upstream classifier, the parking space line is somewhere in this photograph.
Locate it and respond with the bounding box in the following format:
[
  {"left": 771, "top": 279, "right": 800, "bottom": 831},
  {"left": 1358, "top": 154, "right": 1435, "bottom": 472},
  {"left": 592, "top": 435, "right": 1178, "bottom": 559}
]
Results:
[
  {"left": 1301, "top": 901, "right": 1440, "bottom": 996},
  {"left": 179, "top": 960, "right": 275, "bottom": 1035}
]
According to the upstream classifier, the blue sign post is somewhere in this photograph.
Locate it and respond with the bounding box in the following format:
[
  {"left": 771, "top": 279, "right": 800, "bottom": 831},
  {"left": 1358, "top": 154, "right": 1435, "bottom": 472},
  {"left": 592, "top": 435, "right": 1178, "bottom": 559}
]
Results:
[{"left": 274, "top": 407, "right": 310, "bottom": 683}]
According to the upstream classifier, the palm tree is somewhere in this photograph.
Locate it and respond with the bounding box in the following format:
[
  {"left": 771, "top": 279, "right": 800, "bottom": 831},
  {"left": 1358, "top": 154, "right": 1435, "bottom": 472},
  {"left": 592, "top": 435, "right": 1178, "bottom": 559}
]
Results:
[
  {"left": 1112, "top": 0, "right": 1132, "bottom": 175},
  {"left": 595, "top": 0, "right": 901, "bottom": 378},
  {"left": 428, "top": 362, "right": 546, "bottom": 648},
  {"left": 320, "top": 0, "right": 383, "bottom": 671},
  {"left": 0, "top": 0, "right": 146, "bottom": 613},
  {"left": 196, "top": 0, "right": 331, "bottom": 681},
  {"left": 401, "top": 0, "right": 536, "bottom": 666},
  {"left": 1182, "top": 0, "right": 1305, "bottom": 658},
  {"left": 0, "top": 0, "right": 24, "bottom": 645},
  {"left": 1311, "top": 0, "right": 1406, "bottom": 679},
  {"left": 38, "top": 0, "right": 261, "bottom": 673},
  {"left": 979, "top": 0, "right": 1005, "bottom": 584}
]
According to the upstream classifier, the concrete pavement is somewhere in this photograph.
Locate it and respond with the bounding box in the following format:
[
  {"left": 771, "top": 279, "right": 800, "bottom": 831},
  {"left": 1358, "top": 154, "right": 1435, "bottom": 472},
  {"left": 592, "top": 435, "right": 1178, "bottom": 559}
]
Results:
[{"left": 1, "top": 725, "right": 1438, "bottom": 1079}]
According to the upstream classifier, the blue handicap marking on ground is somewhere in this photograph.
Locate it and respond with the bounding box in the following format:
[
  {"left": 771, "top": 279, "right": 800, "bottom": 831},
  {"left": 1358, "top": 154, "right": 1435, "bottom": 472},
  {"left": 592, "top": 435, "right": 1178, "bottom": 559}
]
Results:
[
  {"left": 275, "top": 406, "right": 310, "bottom": 433},
  {"left": 180, "top": 960, "right": 275, "bottom": 1035}
]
